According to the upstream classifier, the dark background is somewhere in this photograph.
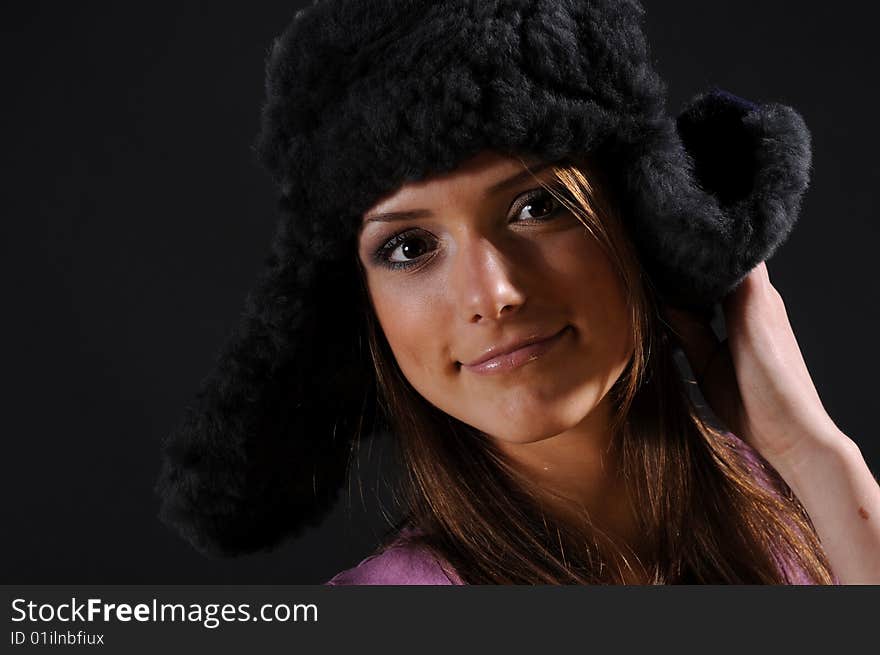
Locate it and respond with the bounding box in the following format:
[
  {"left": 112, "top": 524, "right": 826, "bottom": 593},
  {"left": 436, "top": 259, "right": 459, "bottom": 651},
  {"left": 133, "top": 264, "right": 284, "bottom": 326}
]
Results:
[{"left": 3, "top": 2, "right": 877, "bottom": 583}]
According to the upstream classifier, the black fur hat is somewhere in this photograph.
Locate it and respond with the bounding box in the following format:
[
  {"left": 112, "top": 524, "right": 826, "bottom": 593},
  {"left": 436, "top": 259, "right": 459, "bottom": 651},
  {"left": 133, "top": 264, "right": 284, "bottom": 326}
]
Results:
[{"left": 154, "top": 0, "right": 812, "bottom": 558}]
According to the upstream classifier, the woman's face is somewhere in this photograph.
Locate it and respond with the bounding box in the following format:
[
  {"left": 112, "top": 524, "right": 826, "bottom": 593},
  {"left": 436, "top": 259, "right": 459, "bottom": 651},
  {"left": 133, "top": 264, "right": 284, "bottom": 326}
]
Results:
[{"left": 356, "top": 150, "right": 634, "bottom": 446}]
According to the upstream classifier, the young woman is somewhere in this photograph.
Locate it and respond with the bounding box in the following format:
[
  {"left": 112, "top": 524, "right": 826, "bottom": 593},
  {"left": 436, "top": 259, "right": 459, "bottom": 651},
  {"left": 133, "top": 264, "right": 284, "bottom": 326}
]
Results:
[
  {"left": 325, "top": 150, "right": 874, "bottom": 584},
  {"left": 154, "top": 0, "right": 880, "bottom": 584}
]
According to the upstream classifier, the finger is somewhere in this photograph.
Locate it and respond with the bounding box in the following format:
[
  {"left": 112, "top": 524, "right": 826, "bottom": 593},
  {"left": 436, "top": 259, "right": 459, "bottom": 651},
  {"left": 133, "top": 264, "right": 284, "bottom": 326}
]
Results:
[{"left": 722, "top": 260, "right": 769, "bottom": 320}]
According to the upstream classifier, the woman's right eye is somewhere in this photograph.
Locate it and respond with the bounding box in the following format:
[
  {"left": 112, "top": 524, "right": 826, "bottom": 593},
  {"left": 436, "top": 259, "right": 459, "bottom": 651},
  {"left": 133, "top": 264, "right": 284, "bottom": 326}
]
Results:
[{"left": 373, "top": 229, "right": 437, "bottom": 270}]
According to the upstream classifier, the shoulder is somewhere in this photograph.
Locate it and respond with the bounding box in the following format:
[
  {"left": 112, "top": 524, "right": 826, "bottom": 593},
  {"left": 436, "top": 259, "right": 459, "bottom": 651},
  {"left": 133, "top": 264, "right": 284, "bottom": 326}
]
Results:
[
  {"left": 724, "top": 430, "right": 840, "bottom": 585},
  {"left": 324, "top": 530, "right": 464, "bottom": 586},
  {"left": 724, "top": 429, "right": 779, "bottom": 490}
]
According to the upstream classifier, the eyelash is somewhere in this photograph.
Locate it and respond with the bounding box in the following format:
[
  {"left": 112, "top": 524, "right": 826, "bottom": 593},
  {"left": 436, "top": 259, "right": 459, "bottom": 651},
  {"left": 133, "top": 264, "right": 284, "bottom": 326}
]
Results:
[{"left": 371, "top": 184, "right": 569, "bottom": 271}]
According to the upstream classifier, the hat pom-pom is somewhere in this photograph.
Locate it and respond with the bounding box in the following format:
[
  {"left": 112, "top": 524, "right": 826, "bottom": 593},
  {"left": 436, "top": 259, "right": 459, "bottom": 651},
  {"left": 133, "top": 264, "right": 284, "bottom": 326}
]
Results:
[{"left": 675, "top": 87, "right": 812, "bottom": 288}]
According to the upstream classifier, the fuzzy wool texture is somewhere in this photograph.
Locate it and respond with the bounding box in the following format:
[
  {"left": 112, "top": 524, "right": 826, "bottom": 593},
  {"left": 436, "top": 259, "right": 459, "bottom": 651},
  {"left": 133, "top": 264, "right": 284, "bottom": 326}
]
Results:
[{"left": 154, "top": 0, "right": 813, "bottom": 558}]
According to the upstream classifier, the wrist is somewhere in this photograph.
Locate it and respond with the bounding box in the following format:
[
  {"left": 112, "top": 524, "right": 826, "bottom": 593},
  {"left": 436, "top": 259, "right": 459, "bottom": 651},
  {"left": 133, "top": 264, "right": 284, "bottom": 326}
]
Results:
[{"left": 768, "top": 425, "right": 862, "bottom": 495}]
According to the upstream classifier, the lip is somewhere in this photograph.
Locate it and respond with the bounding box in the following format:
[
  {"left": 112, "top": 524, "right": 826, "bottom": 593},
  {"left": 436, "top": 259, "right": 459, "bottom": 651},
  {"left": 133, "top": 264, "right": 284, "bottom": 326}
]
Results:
[{"left": 460, "top": 326, "right": 571, "bottom": 375}]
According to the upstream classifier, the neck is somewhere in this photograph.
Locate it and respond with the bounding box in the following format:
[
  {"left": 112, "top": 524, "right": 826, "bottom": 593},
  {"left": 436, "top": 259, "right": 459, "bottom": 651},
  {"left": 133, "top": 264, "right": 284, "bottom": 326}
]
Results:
[{"left": 492, "top": 394, "right": 650, "bottom": 574}]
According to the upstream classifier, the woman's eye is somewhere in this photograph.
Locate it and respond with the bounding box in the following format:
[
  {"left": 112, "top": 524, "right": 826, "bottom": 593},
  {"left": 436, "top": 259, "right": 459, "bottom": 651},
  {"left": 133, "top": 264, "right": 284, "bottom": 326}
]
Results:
[
  {"left": 510, "top": 187, "right": 564, "bottom": 223},
  {"left": 373, "top": 230, "right": 437, "bottom": 271}
]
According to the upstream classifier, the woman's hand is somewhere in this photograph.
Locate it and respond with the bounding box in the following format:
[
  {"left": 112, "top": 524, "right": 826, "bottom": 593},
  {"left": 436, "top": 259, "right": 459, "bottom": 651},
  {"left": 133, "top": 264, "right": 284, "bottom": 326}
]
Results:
[
  {"left": 662, "top": 261, "right": 842, "bottom": 469},
  {"left": 664, "top": 261, "right": 880, "bottom": 584}
]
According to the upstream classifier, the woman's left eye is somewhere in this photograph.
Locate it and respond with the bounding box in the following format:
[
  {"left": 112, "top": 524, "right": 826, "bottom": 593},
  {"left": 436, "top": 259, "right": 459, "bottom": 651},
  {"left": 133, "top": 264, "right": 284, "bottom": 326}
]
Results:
[{"left": 509, "top": 186, "right": 564, "bottom": 223}]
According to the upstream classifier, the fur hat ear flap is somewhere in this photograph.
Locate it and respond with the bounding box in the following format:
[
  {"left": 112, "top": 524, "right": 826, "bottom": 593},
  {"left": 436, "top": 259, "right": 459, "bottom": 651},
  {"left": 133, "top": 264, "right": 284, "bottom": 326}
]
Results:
[
  {"left": 153, "top": 212, "right": 376, "bottom": 558},
  {"left": 617, "top": 86, "right": 813, "bottom": 313},
  {"left": 674, "top": 86, "right": 813, "bottom": 291}
]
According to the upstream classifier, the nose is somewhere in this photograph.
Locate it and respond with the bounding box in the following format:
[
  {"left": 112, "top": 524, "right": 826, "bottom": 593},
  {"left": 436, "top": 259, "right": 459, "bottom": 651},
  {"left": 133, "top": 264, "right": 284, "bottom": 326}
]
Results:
[{"left": 452, "top": 234, "right": 528, "bottom": 323}]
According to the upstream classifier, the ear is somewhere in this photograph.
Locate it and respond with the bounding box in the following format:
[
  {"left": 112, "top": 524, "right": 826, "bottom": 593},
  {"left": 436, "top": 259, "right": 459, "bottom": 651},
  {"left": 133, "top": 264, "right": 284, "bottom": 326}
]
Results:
[
  {"left": 675, "top": 86, "right": 812, "bottom": 277},
  {"left": 153, "top": 218, "right": 375, "bottom": 558}
]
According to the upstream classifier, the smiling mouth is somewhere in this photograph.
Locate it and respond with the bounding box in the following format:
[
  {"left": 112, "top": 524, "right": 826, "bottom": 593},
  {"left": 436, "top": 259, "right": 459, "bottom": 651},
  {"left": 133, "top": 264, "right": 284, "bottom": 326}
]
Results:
[{"left": 459, "top": 325, "right": 571, "bottom": 376}]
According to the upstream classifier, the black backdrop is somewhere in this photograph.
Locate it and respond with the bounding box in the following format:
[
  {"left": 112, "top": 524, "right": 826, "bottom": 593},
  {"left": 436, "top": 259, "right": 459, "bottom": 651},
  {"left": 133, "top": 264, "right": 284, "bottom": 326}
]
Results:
[{"left": 3, "top": 2, "right": 878, "bottom": 584}]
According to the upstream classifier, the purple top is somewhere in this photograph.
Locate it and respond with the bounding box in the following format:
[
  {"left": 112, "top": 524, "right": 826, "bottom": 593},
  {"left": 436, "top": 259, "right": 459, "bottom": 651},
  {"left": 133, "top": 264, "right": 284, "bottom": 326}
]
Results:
[
  {"left": 325, "top": 527, "right": 464, "bottom": 585},
  {"left": 325, "top": 433, "right": 837, "bottom": 585}
]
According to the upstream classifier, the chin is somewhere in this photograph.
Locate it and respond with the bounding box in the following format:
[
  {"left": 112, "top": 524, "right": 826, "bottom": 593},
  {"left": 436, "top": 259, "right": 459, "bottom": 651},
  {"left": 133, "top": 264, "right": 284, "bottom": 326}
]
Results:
[{"left": 488, "top": 414, "right": 576, "bottom": 445}]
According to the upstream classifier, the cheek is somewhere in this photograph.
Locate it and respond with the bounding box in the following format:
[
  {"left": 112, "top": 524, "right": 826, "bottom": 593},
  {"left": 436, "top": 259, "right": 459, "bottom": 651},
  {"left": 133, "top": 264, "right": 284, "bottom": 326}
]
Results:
[
  {"left": 550, "top": 233, "right": 632, "bottom": 355},
  {"left": 367, "top": 280, "right": 449, "bottom": 374}
]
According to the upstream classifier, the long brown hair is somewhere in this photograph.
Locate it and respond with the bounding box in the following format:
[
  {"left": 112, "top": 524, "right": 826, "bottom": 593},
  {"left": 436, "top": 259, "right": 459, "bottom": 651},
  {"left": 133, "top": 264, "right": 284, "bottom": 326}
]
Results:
[{"left": 350, "top": 155, "right": 835, "bottom": 584}]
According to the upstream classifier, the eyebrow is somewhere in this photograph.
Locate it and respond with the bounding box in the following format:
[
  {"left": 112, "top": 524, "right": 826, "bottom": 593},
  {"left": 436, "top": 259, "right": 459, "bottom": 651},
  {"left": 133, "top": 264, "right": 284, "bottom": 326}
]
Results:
[{"left": 361, "top": 160, "right": 555, "bottom": 226}]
